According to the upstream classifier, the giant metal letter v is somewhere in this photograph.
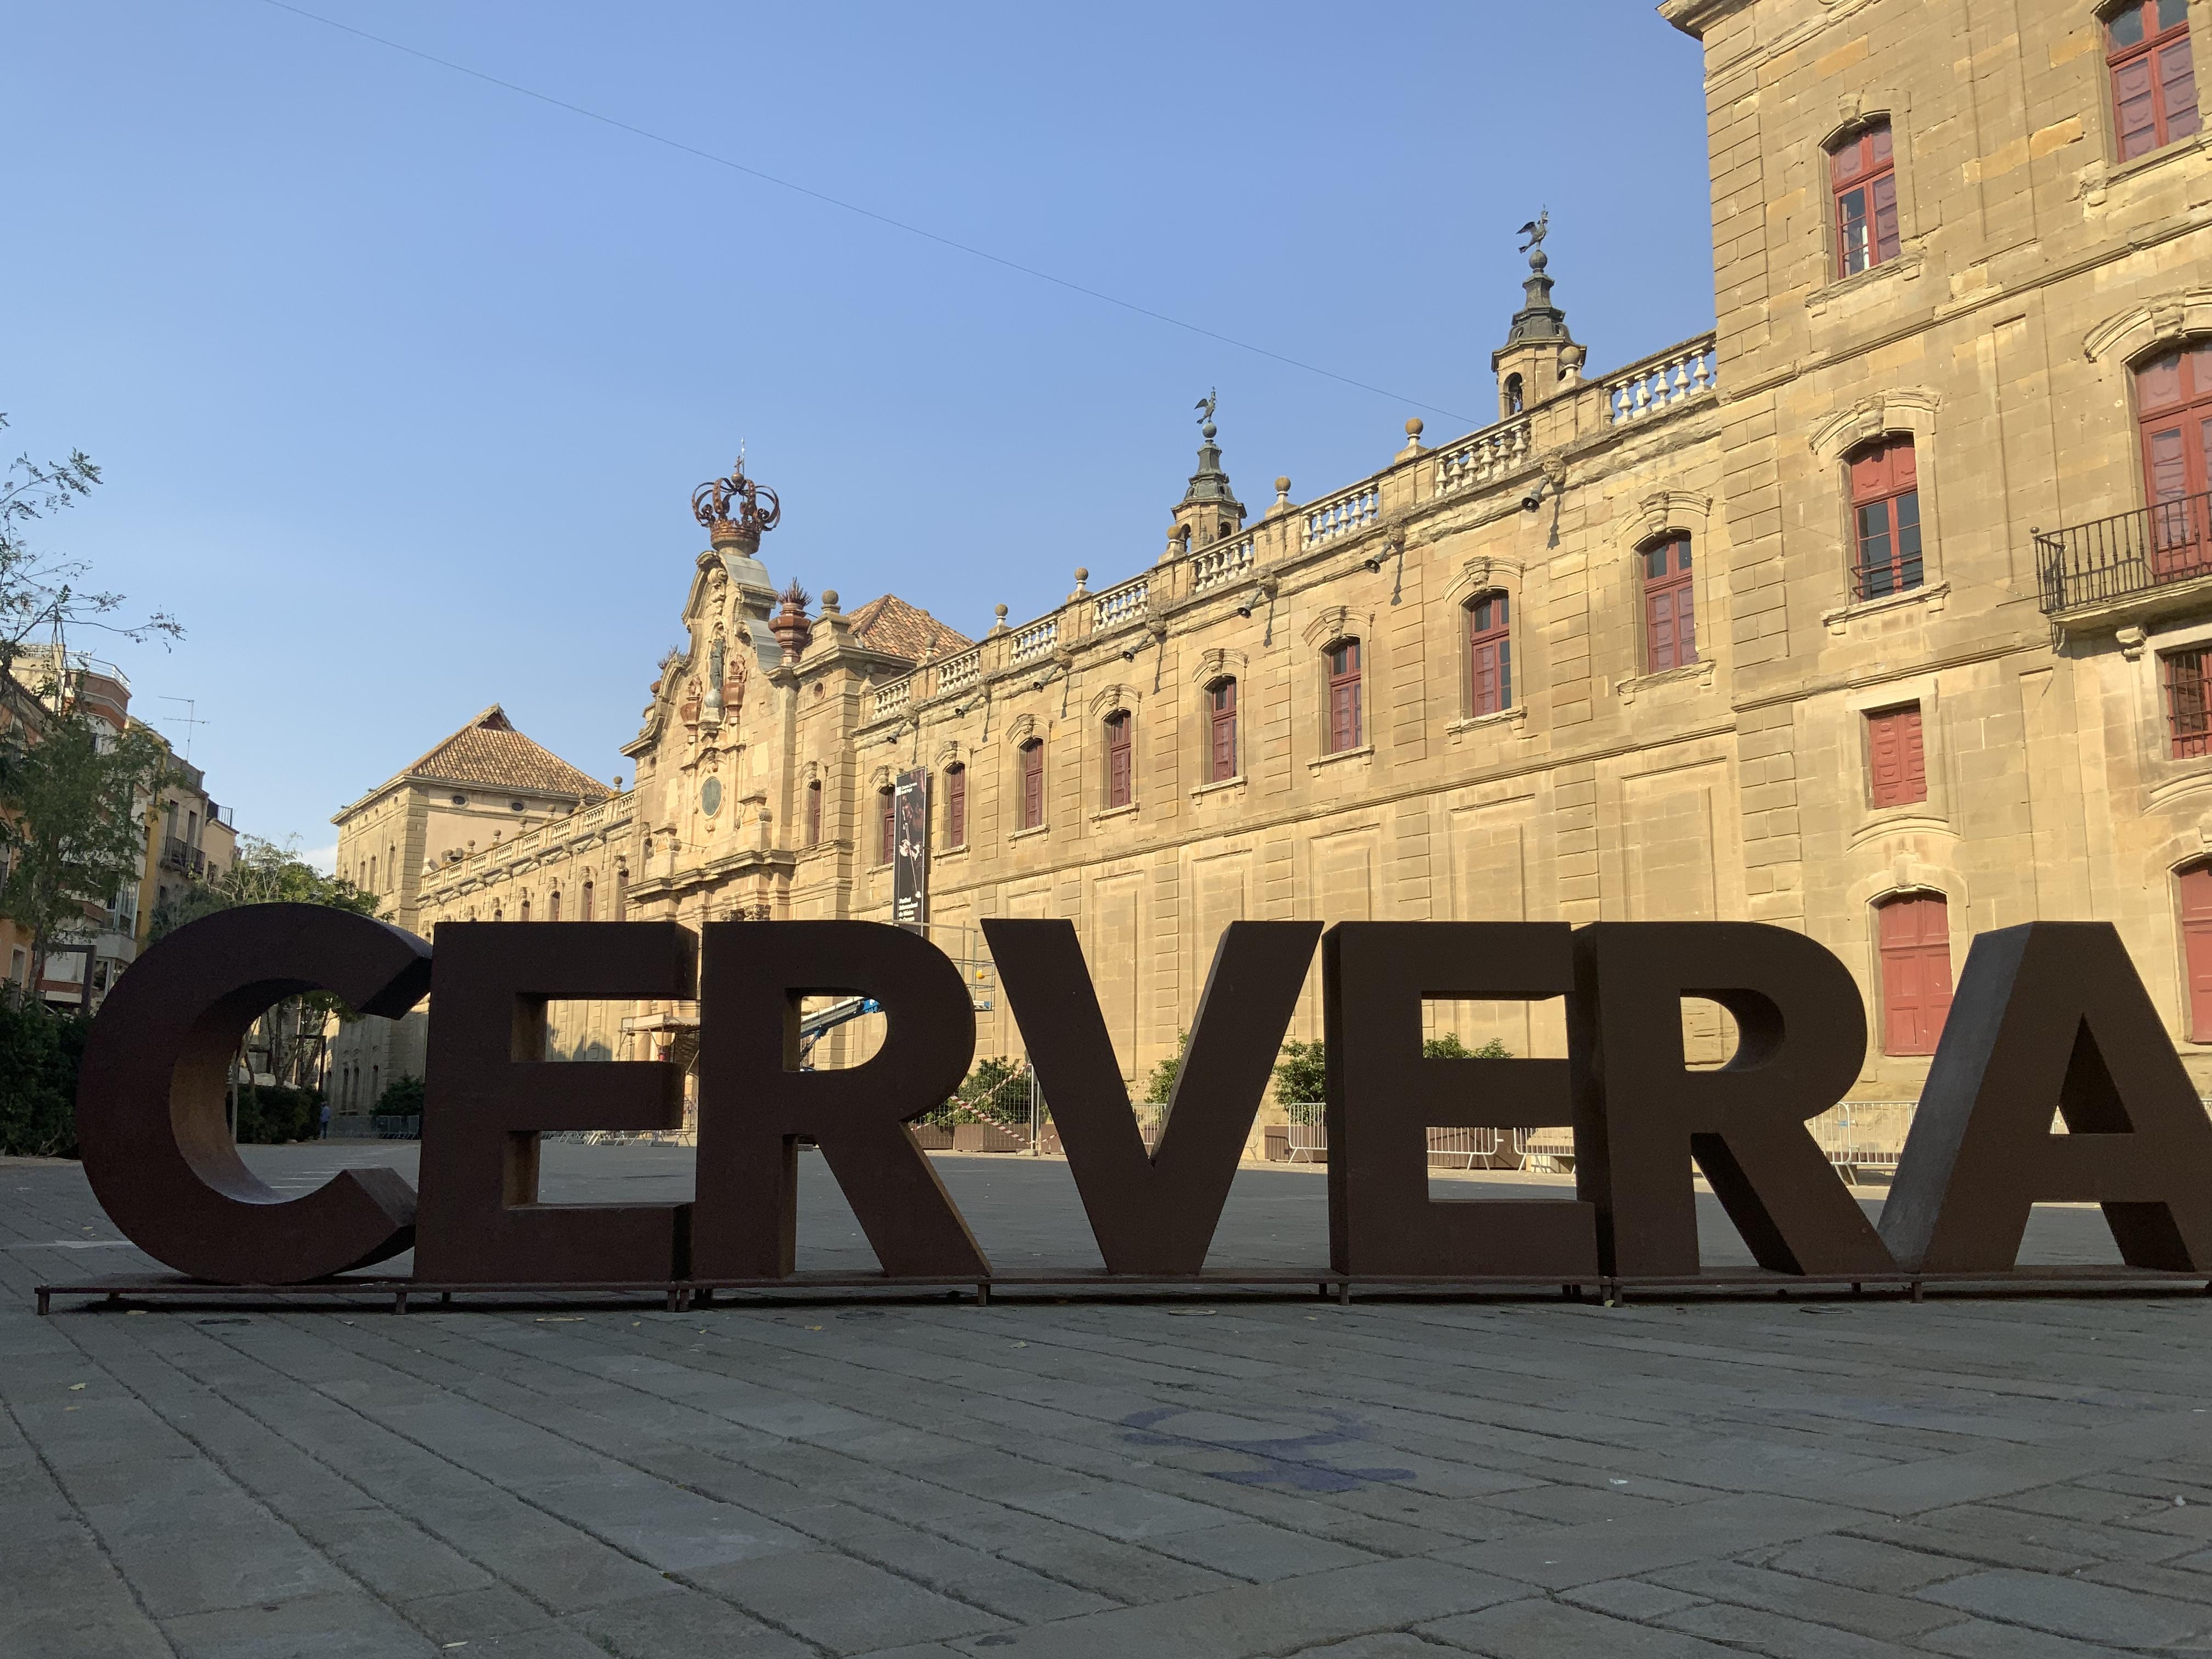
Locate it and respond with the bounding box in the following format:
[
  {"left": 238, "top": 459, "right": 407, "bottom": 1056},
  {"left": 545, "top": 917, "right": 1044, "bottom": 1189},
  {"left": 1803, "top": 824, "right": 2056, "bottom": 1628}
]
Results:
[{"left": 983, "top": 919, "right": 1322, "bottom": 1275}]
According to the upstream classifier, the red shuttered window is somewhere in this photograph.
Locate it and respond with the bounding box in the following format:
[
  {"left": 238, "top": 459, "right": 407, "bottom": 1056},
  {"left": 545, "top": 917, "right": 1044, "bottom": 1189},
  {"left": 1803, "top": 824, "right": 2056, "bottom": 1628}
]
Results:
[
  {"left": 1020, "top": 740, "right": 1044, "bottom": 831},
  {"left": 944, "top": 764, "right": 966, "bottom": 845},
  {"left": 806, "top": 780, "right": 822, "bottom": 847},
  {"left": 2135, "top": 343, "right": 2212, "bottom": 581},
  {"left": 1848, "top": 437, "right": 1924, "bottom": 599},
  {"left": 1207, "top": 679, "right": 1237, "bottom": 782},
  {"left": 2166, "top": 648, "right": 2212, "bottom": 758},
  {"left": 1105, "top": 712, "right": 1133, "bottom": 807},
  {"left": 1327, "top": 641, "right": 1362, "bottom": 753},
  {"left": 1830, "top": 121, "right": 1900, "bottom": 278},
  {"left": 1878, "top": 893, "right": 1953, "bottom": 1056},
  {"left": 877, "top": 788, "right": 895, "bottom": 865},
  {"left": 1867, "top": 704, "right": 1927, "bottom": 808},
  {"left": 2109, "top": 0, "right": 2199, "bottom": 162},
  {"left": 2180, "top": 864, "right": 2212, "bottom": 1040},
  {"left": 1640, "top": 537, "right": 1697, "bottom": 672},
  {"left": 1468, "top": 593, "right": 1511, "bottom": 715}
]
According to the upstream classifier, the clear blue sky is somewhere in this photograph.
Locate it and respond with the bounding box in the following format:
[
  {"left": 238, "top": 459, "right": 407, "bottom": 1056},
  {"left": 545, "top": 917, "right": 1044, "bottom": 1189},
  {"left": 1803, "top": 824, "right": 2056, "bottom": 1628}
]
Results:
[{"left": 4, "top": 2, "right": 1713, "bottom": 864}]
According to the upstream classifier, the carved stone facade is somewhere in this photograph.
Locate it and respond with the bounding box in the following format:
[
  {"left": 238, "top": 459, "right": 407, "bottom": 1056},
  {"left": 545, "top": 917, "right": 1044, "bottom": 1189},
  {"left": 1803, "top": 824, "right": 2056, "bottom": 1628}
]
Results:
[{"left": 394, "top": 0, "right": 2212, "bottom": 1123}]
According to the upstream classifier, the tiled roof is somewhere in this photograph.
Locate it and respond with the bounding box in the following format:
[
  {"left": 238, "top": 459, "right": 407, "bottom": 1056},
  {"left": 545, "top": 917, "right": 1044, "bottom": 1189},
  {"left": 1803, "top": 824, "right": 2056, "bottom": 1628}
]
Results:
[
  {"left": 846, "top": 594, "right": 972, "bottom": 664},
  {"left": 399, "top": 707, "right": 611, "bottom": 800}
]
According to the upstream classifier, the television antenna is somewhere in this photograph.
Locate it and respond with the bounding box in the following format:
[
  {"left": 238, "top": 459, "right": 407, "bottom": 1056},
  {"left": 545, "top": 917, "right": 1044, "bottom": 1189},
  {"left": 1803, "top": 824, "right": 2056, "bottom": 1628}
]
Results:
[{"left": 159, "top": 696, "right": 207, "bottom": 763}]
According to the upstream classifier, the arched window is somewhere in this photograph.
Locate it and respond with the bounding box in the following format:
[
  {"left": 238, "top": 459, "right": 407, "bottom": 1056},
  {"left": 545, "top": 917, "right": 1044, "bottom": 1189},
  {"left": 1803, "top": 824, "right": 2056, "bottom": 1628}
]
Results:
[
  {"left": 2179, "top": 863, "right": 2212, "bottom": 1039},
  {"left": 492, "top": 904, "right": 503, "bottom": 921},
  {"left": 944, "top": 764, "right": 967, "bottom": 845},
  {"left": 520, "top": 894, "right": 531, "bottom": 922},
  {"left": 1468, "top": 593, "right": 1511, "bottom": 714},
  {"left": 1505, "top": 373, "right": 1526, "bottom": 416},
  {"left": 1326, "top": 641, "right": 1362, "bottom": 753},
  {"left": 2107, "top": 0, "right": 2198, "bottom": 161},
  {"left": 549, "top": 888, "right": 561, "bottom": 922},
  {"left": 1019, "top": 739, "right": 1045, "bottom": 830},
  {"left": 1206, "top": 680, "right": 1237, "bottom": 782},
  {"left": 2134, "top": 342, "right": 2212, "bottom": 579},
  {"left": 806, "top": 779, "right": 822, "bottom": 847},
  {"left": 878, "top": 786, "right": 896, "bottom": 865},
  {"left": 368, "top": 855, "right": 377, "bottom": 892},
  {"left": 582, "top": 879, "right": 595, "bottom": 921},
  {"left": 614, "top": 867, "right": 628, "bottom": 921},
  {"left": 1848, "top": 436, "right": 1923, "bottom": 599},
  {"left": 1876, "top": 892, "right": 1952, "bottom": 1056},
  {"left": 1104, "top": 711, "right": 1133, "bottom": 807},
  {"left": 1828, "top": 120, "right": 1898, "bottom": 278},
  {"left": 1639, "top": 535, "right": 1697, "bottom": 672}
]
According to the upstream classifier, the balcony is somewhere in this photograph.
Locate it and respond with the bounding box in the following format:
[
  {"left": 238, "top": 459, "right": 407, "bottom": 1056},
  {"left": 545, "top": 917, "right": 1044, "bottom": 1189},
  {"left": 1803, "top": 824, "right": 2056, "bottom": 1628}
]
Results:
[
  {"left": 2036, "top": 491, "right": 2212, "bottom": 630},
  {"left": 160, "top": 837, "right": 205, "bottom": 877}
]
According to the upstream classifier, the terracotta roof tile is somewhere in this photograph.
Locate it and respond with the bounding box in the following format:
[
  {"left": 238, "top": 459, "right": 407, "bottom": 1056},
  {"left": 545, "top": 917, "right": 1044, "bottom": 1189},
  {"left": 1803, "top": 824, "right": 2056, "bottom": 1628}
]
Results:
[
  {"left": 846, "top": 595, "right": 972, "bottom": 664},
  {"left": 399, "top": 707, "right": 611, "bottom": 801}
]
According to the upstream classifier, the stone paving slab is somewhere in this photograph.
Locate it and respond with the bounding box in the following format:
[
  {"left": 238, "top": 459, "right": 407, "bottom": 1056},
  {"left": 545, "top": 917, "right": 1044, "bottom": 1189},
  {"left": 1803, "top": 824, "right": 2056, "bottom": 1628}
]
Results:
[{"left": 5, "top": 1145, "right": 2211, "bottom": 1657}]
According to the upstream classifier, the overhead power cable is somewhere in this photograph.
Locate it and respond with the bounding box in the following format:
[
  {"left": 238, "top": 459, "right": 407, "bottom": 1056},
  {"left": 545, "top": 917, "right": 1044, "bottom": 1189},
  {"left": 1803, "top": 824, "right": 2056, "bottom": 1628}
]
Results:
[{"left": 255, "top": 0, "right": 1480, "bottom": 426}]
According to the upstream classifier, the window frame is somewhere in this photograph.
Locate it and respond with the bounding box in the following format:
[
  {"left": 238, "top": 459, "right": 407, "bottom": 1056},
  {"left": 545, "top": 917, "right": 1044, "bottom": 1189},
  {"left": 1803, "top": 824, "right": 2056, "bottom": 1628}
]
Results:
[
  {"left": 2132, "top": 340, "right": 2212, "bottom": 580},
  {"left": 877, "top": 786, "right": 896, "bottom": 866},
  {"left": 1019, "top": 738, "right": 1046, "bottom": 831},
  {"left": 2106, "top": 0, "right": 2200, "bottom": 163},
  {"left": 1324, "top": 640, "right": 1363, "bottom": 754},
  {"left": 1865, "top": 702, "right": 1928, "bottom": 809},
  {"left": 1875, "top": 890, "right": 1953, "bottom": 1057},
  {"left": 1638, "top": 534, "right": 1699, "bottom": 673},
  {"left": 1465, "top": 591, "right": 1513, "bottom": 715},
  {"left": 944, "top": 763, "right": 967, "bottom": 847},
  {"left": 805, "top": 778, "right": 822, "bottom": 848},
  {"left": 1827, "top": 120, "right": 1900, "bottom": 279},
  {"left": 2178, "top": 860, "right": 2212, "bottom": 1040},
  {"left": 1205, "top": 678, "right": 1239, "bottom": 783},
  {"left": 1104, "top": 710, "right": 1134, "bottom": 807},
  {"left": 2164, "top": 645, "right": 2212, "bottom": 757},
  {"left": 1847, "top": 435, "right": 1926, "bottom": 601}
]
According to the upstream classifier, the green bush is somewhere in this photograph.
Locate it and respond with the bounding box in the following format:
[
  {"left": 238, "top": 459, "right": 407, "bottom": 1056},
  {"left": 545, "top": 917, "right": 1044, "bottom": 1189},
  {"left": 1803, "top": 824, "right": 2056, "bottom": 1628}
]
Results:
[
  {"left": 235, "top": 1083, "right": 322, "bottom": 1144},
  {"left": 1141, "top": 1030, "right": 1189, "bottom": 1105},
  {"left": 1273, "top": 1040, "right": 1326, "bottom": 1113},
  {"left": 0, "top": 989, "right": 89, "bottom": 1157},
  {"left": 375, "top": 1075, "right": 424, "bottom": 1118}
]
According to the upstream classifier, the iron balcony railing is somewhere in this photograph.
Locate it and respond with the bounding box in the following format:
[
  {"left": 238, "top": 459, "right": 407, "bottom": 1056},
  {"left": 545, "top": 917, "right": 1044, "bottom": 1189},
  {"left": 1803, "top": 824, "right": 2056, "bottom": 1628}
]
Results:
[{"left": 2036, "top": 489, "right": 2212, "bottom": 614}]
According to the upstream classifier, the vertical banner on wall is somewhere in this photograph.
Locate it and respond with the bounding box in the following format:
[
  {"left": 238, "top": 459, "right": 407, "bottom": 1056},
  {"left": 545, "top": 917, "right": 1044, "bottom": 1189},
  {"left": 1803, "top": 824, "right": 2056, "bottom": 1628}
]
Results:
[{"left": 893, "top": 768, "right": 929, "bottom": 929}]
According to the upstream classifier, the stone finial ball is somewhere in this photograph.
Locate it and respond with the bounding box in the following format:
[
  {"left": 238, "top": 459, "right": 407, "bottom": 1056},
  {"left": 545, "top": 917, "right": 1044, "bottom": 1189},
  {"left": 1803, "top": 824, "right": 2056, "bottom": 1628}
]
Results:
[
  {"left": 821, "top": 589, "right": 839, "bottom": 609},
  {"left": 1276, "top": 476, "right": 1291, "bottom": 493},
  {"left": 1074, "top": 567, "right": 1088, "bottom": 583},
  {"left": 1406, "top": 417, "right": 1424, "bottom": 437},
  {"left": 995, "top": 602, "right": 1009, "bottom": 618}
]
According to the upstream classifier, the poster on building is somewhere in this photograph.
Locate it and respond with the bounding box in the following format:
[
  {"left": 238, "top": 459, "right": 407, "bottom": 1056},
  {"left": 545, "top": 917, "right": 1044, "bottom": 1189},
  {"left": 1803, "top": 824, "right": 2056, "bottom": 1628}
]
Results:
[{"left": 892, "top": 768, "right": 929, "bottom": 929}]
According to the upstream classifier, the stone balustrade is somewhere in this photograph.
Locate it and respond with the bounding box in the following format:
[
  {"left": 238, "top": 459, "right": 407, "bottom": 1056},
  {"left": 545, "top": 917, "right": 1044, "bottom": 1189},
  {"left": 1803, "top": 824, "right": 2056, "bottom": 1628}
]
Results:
[
  {"left": 1435, "top": 419, "right": 1532, "bottom": 497},
  {"left": 936, "top": 647, "right": 980, "bottom": 695},
  {"left": 872, "top": 676, "right": 912, "bottom": 720},
  {"left": 1009, "top": 615, "right": 1059, "bottom": 664},
  {"left": 1092, "top": 577, "right": 1149, "bottom": 630},
  {"left": 1303, "top": 485, "right": 1380, "bottom": 549},
  {"left": 1604, "top": 335, "right": 1717, "bottom": 426},
  {"left": 1191, "top": 534, "right": 1255, "bottom": 593}
]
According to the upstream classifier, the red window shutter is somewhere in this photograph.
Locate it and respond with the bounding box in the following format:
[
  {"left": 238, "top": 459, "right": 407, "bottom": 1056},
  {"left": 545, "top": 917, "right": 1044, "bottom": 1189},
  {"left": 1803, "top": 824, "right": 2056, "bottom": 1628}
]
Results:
[
  {"left": 806, "top": 782, "right": 821, "bottom": 847},
  {"left": 2181, "top": 865, "right": 2212, "bottom": 1040},
  {"left": 879, "top": 791, "right": 895, "bottom": 864},
  {"left": 1325, "top": 646, "right": 1362, "bottom": 752},
  {"left": 1208, "top": 680, "right": 1237, "bottom": 782},
  {"left": 946, "top": 768, "right": 965, "bottom": 844},
  {"left": 1641, "top": 538, "right": 1697, "bottom": 672},
  {"left": 1022, "top": 743, "right": 1043, "bottom": 829},
  {"left": 1878, "top": 894, "right": 1952, "bottom": 1055},
  {"left": 1107, "top": 715, "right": 1131, "bottom": 808},
  {"left": 2163, "top": 37, "right": 2201, "bottom": 141},
  {"left": 2168, "top": 650, "right": 2212, "bottom": 757},
  {"left": 1867, "top": 706, "right": 1927, "bottom": 808},
  {"left": 1468, "top": 596, "right": 1512, "bottom": 715}
]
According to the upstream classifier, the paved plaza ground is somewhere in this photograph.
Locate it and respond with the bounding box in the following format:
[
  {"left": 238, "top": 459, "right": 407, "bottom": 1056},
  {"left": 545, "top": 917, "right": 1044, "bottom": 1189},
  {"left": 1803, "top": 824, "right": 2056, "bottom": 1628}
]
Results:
[{"left": 5, "top": 1143, "right": 2212, "bottom": 1657}]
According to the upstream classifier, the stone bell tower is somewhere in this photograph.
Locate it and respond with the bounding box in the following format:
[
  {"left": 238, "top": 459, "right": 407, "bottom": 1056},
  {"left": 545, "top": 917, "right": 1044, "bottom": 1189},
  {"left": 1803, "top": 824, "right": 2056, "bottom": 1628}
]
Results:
[
  {"left": 1491, "top": 212, "right": 1587, "bottom": 422},
  {"left": 1166, "top": 392, "right": 1246, "bottom": 560}
]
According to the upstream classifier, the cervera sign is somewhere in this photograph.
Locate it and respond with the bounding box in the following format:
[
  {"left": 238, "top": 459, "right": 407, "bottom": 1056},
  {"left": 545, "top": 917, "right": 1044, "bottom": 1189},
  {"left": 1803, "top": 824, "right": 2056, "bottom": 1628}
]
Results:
[{"left": 70, "top": 906, "right": 2212, "bottom": 1294}]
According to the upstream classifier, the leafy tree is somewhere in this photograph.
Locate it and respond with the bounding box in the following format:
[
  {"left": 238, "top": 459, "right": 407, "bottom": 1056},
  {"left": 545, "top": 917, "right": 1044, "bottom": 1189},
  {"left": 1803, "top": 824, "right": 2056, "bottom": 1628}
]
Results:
[
  {"left": 1141, "top": 1029, "right": 1189, "bottom": 1105},
  {"left": 149, "top": 836, "right": 380, "bottom": 1093},
  {"left": 0, "top": 712, "right": 170, "bottom": 986},
  {"left": 0, "top": 413, "right": 180, "bottom": 684},
  {"left": 1421, "top": 1033, "right": 1513, "bottom": 1060},
  {"left": 375, "top": 1075, "right": 425, "bottom": 1118},
  {"left": 1273, "top": 1040, "right": 1327, "bottom": 1113}
]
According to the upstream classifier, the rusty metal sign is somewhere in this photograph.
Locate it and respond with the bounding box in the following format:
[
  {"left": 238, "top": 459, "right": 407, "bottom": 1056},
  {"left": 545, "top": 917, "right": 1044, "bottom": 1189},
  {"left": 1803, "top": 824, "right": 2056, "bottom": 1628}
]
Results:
[{"left": 65, "top": 912, "right": 2212, "bottom": 1297}]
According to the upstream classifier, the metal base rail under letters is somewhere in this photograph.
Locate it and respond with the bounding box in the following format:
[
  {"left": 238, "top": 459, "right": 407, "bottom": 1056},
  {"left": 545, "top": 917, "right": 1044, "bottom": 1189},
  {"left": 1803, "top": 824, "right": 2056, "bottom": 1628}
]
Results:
[{"left": 32, "top": 1263, "right": 2212, "bottom": 1317}]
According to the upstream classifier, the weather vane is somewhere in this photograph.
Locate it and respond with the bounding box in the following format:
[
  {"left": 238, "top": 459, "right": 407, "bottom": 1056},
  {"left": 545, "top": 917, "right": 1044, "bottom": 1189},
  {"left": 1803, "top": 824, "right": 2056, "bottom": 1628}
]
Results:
[
  {"left": 1518, "top": 209, "right": 1549, "bottom": 255},
  {"left": 1194, "top": 388, "right": 1217, "bottom": 427}
]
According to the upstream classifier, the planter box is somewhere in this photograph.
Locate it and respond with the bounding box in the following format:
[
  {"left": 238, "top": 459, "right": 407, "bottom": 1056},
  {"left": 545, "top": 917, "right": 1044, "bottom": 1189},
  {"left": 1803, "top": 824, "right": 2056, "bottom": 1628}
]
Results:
[
  {"left": 911, "top": 1124, "right": 955, "bottom": 1150},
  {"left": 1264, "top": 1125, "right": 1289, "bottom": 1163},
  {"left": 952, "top": 1122, "right": 1025, "bottom": 1153}
]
